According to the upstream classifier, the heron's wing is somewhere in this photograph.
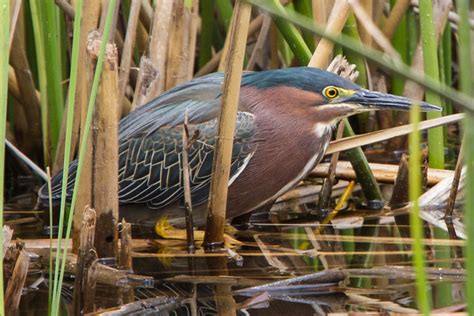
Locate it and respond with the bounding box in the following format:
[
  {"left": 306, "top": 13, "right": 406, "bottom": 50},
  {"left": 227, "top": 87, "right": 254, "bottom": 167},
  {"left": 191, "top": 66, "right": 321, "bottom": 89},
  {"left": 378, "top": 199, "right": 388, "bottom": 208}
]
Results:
[
  {"left": 117, "top": 111, "right": 256, "bottom": 208},
  {"left": 39, "top": 73, "right": 256, "bottom": 208},
  {"left": 119, "top": 72, "right": 225, "bottom": 139}
]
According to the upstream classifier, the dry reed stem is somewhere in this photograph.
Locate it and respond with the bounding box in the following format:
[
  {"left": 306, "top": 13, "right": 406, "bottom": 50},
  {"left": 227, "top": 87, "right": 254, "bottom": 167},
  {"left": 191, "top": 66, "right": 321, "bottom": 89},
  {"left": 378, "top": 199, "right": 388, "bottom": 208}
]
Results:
[
  {"left": 91, "top": 37, "right": 119, "bottom": 258},
  {"left": 349, "top": 0, "right": 399, "bottom": 58},
  {"left": 445, "top": 141, "right": 464, "bottom": 238},
  {"left": 119, "top": 219, "right": 133, "bottom": 270},
  {"left": 5, "top": 248, "right": 29, "bottom": 315},
  {"left": 130, "top": 57, "right": 158, "bottom": 111},
  {"left": 182, "top": 113, "right": 195, "bottom": 254},
  {"left": 312, "top": 0, "right": 331, "bottom": 46},
  {"left": 186, "top": 0, "right": 199, "bottom": 80},
  {"left": 55, "top": 0, "right": 75, "bottom": 18},
  {"left": 309, "top": 0, "right": 351, "bottom": 69},
  {"left": 195, "top": 15, "right": 264, "bottom": 77},
  {"left": 139, "top": 0, "right": 153, "bottom": 30},
  {"left": 383, "top": 0, "right": 410, "bottom": 40},
  {"left": 72, "top": 27, "right": 99, "bottom": 253},
  {"left": 10, "top": 3, "right": 42, "bottom": 156},
  {"left": 246, "top": 15, "right": 272, "bottom": 70},
  {"left": 204, "top": 0, "right": 252, "bottom": 247},
  {"left": 7, "top": 66, "right": 39, "bottom": 102},
  {"left": 355, "top": 0, "right": 372, "bottom": 46},
  {"left": 165, "top": 0, "right": 190, "bottom": 90},
  {"left": 143, "top": 0, "right": 174, "bottom": 99},
  {"left": 312, "top": 160, "right": 453, "bottom": 186},
  {"left": 118, "top": 0, "right": 140, "bottom": 116},
  {"left": 9, "top": 0, "right": 21, "bottom": 49}
]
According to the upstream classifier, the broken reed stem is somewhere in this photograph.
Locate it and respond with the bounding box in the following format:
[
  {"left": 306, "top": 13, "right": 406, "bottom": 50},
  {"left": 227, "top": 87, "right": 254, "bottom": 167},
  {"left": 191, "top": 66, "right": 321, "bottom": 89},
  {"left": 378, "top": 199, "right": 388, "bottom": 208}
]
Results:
[
  {"left": 73, "top": 206, "right": 97, "bottom": 315},
  {"left": 318, "top": 121, "right": 345, "bottom": 210},
  {"left": 182, "top": 112, "right": 195, "bottom": 254},
  {"left": 5, "top": 247, "right": 29, "bottom": 315},
  {"left": 91, "top": 36, "right": 119, "bottom": 258},
  {"left": 119, "top": 219, "right": 133, "bottom": 270},
  {"left": 309, "top": 0, "right": 351, "bottom": 68},
  {"left": 203, "top": 0, "right": 251, "bottom": 249}
]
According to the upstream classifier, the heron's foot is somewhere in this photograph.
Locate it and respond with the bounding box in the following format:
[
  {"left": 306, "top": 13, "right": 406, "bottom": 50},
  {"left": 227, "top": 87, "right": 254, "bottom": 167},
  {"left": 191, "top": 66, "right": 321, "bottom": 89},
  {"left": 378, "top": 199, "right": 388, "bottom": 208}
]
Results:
[{"left": 154, "top": 217, "right": 241, "bottom": 248}]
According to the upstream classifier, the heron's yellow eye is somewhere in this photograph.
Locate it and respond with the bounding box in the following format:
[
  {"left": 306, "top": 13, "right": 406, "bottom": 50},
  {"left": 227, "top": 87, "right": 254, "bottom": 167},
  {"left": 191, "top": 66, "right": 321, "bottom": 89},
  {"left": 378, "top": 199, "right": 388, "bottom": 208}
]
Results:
[{"left": 323, "top": 86, "right": 339, "bottom": 99}]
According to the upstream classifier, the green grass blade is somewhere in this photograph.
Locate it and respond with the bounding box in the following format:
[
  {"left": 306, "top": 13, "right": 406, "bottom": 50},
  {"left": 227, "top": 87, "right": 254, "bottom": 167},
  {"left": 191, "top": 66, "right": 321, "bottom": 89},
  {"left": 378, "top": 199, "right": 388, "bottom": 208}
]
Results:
[
  {"left": 0, "top": 1, "right": 9, "bottom": 315},
  {"left": 456, "top": 1, "right": 474, "bottom": 315},
  {"left": 50, "top": 0, "right": 84, "bottom": 313},
  {"left": 409, "top": 103, "right": 431, "bottom": 315}
]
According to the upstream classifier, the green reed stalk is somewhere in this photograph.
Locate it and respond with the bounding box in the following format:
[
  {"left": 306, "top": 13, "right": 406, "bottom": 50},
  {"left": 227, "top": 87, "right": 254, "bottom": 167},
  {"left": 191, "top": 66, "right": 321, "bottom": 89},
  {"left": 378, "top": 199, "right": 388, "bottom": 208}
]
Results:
[
  {"left": 390, "top": 3, "right": 407, "bottom": 96},
  {"left": 50, "top": 0, "right": 84, "bottom": 313},
  {"left": 29, "top": 1, "right": 50, "bottom": 167},
  {"left": 456, "top": 1, "right": 474, "bottom": 315},
  {"left": 418, "top": 0, "right": 444, "bottom": 169},
  {"left": 0, "top": 1, "right": 9, "bottom": 315},
  {"left": 199, "top": 0, "right": 214, "bottom": 68},
  {"left": 343, "top": 13, "right": 369, "bottom": 133},
  {"left": 52, "top": 1, "right": 117, "bottom": 314},
  {"left": 441, "top": 24, "right": 452, "bottom": 116},
  {"left": 409, "top": 103, "right": 430, "bottom": 315},
  {"left": 293, "top": 0, "right": 315, "bottom": 51},
  {"left": 45, "top": 169, "right": 54, "bottom": 313},
  {"left": 38, "top": 1, "right": 65, "bottom": 162},
  {"left": 215, "top": 0, "right": 233, "bottom": 31},
  {"left": 270, "top": 0, "right": 311, "bottom": 65}
]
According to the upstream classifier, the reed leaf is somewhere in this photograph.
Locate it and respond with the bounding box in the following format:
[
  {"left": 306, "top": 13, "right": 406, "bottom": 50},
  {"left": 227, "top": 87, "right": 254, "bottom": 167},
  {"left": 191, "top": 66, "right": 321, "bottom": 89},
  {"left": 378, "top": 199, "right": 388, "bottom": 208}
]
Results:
[
  {"left": 0, "top": 0, "right": 9, "bottom": 314},
  {"left": 409, "top": 104, "right": 431, "bottom": 315},
  {"left": 456, "top": 1, "right": 474, "bottom": 315}
]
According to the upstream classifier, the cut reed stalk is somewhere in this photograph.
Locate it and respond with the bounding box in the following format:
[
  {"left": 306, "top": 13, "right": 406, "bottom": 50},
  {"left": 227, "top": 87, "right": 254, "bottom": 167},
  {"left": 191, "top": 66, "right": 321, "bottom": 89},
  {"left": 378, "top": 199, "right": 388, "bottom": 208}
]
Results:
[{"left": 90, "top": 36, "right": 119, "bottom": 258}]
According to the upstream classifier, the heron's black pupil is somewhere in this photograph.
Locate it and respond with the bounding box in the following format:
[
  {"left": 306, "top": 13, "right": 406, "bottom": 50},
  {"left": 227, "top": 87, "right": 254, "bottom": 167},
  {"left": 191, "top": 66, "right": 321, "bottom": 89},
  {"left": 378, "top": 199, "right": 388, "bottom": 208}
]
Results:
[{"left": 328, "top": 89, "right": 336, "bottom": 97}]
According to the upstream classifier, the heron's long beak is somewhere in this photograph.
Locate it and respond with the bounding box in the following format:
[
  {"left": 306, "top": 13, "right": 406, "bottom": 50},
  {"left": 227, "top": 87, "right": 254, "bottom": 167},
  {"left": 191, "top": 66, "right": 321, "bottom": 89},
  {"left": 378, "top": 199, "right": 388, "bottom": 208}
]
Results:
[{"left": 348, "top": 89, "right": 442, "bottom": 112}]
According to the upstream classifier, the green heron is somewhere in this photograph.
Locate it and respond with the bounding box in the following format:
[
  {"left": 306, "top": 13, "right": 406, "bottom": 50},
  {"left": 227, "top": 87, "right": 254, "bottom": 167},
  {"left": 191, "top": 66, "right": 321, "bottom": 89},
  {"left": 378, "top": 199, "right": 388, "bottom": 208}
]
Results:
[{"left": 39, "top": 67, "right": 440, "bottom": 226}]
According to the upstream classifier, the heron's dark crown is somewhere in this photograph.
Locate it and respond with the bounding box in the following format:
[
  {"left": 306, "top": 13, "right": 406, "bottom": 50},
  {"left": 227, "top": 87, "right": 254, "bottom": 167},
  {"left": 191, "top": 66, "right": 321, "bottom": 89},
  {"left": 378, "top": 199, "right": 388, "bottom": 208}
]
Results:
[{"left": 242, "top": 67, "right": 360, "bottom": 94}]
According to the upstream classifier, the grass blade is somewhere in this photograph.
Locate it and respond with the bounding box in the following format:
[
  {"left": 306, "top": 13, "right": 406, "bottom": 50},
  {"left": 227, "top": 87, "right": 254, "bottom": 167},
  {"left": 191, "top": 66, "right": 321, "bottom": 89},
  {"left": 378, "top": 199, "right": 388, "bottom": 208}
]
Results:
[
  {"left": 409, "top": 103, "right": 431, "bottom": 315},
  {"left": 0, "top": 0, "right": 9, "bottom": 314}
]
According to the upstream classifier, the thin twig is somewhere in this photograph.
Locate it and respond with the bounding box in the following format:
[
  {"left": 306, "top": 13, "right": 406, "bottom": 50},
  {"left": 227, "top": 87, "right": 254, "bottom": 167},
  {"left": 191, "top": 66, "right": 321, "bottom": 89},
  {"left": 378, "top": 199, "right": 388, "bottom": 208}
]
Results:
[{"left": 182, "top": 111, "right": 195, "bottom": 254}]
